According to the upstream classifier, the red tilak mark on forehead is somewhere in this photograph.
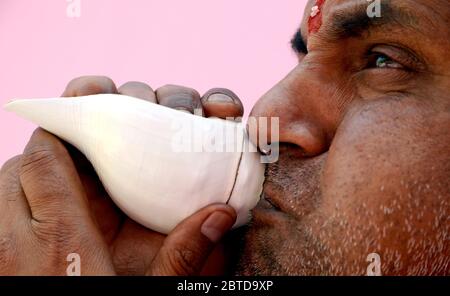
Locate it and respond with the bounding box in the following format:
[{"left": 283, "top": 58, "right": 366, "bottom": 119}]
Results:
[{"left": 308, "top": 0, "right": 326, "bottom": 34}]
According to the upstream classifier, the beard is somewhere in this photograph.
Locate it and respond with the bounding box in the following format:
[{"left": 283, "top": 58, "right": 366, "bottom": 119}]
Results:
[{"left": 229, "top": 145, "right": 332, "bottom": 275}]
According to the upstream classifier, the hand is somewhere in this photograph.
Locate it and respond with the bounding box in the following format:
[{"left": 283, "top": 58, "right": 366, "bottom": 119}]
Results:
[
  {"left": 63, "top": 77, "right": 244, "bottom": 275},
  {"left": 0, "top": 76, "right": 245, "bottom": 275},
  {"left": 0, "top": 130, "right": 115, "bottom": 275}
]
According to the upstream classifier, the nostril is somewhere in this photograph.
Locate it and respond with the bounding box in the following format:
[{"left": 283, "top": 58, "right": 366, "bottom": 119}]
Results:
[
  {"left": 280, "top": 121, "right": 328, "bottom": 157},
  {"left": 249, "top": 77, "right": 330, "bottom": 158},
  {"left": 278, "top": 143, "right": 308, "bottom": 158}
]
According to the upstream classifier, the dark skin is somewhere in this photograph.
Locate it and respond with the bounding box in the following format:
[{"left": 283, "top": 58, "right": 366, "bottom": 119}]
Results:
[
  {"left": 1, "top": 0, "right": 449, "bottom": 275},
  {"left": 238, "top": 0, "right": 450, "bottom": 275}
]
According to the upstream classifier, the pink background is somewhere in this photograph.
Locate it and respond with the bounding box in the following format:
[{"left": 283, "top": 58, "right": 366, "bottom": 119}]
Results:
[{"left": 0, "top": 0, "right": 306, "bottom": 166}]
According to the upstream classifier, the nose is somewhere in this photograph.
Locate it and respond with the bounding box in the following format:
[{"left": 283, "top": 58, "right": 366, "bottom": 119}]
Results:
[{"left": 250, "top": 65, "right": 334, "bottom": 157}]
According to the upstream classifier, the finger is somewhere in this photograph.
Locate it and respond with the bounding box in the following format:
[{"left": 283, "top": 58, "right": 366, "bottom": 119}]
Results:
[
  {"left": 201, "top": 88, "right": 244, "bottom": 119},
  {"left": 118, "top": 81, "right": 157, "bottom": 103},
  {"left": 62, "top": 76, "right": 118, "bottom": 97},
  {"left": 112, "top": 219, "right": 166, "bottom": 275},
  {"left": 155, "top": 84, "right": 203, "bottom": 115},
  {"left": 147, "top": 204, "right": 236, "bottom": 276},
  {"left": 19, "top": 128, "right": 93, "bottom": 224},
  {"left": 0, "top": 155, "right": 30, "bottom": 221}
]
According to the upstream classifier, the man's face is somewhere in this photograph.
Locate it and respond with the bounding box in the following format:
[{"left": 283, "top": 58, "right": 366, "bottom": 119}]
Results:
[{"left": 236, "top": 0, "right": 450, "bottom": 275}]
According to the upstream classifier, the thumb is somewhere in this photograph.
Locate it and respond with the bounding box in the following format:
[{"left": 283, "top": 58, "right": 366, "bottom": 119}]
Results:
[{"left": 147, "top": 204, "right": 236, "bottom": 276}]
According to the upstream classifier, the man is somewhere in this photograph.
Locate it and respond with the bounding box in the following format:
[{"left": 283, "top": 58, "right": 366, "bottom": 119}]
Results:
[{"left": 0, "top": 0, "right": 448, "bottom": 275}]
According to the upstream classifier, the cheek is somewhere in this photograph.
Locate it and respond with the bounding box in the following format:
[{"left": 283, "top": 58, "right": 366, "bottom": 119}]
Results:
[{"left": 318, "top": 98, "right": 450, "bottom": 274}]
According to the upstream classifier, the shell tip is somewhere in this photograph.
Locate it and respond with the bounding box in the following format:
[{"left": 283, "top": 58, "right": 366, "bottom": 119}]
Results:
[{"left": 3, "top": 100, "right": 19, "bottom": 113}]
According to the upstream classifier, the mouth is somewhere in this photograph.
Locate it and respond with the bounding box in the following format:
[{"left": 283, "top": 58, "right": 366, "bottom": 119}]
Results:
[
  {"left": 251, "top": 185, "right": 290, "bottom": 226},
  {"left": 250, "top": 145, "right": 326, "bottom": 227}
]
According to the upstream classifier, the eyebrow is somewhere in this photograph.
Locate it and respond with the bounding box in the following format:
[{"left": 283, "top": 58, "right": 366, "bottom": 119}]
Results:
[
  {"left": 329, "top": 2, "right": 421, "bottom": 39},
  {"left": 291, "top": 29, "right": 308, "bottom": 54},
  {"left": 289, "top": 2, "right": 404, "bottom": 54},
  {"left": 291, "top": 1, "right": 429, "bottom": 54}
]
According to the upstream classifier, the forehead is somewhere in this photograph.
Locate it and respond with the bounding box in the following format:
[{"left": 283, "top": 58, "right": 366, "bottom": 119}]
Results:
[{"left": 302, "top": 0, "right": 450, "bottom": 40}]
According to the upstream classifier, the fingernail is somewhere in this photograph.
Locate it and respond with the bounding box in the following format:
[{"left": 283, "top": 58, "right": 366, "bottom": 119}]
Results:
[
  {"left": 201, "top": 211, "right": 235, "bottom": 243},
  {"left": 205, "top": 93, "right": 234, "bottom": 103},
  {"left": 174, "top": 106, "right": 193, "bottom": 114}
]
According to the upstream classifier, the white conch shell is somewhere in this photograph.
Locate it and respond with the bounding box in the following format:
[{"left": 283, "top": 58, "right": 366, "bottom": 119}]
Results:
[{"left": 4, "top": 94, "right": 265, "bottom": 234}]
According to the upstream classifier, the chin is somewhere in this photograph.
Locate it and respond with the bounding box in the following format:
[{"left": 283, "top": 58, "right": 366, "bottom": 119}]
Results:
[
  {"left": 231, "top": 147, "right": 328, "bottom": 275},
  {"left": 232, "top": 199, "right": 313, "bottom": 275}
]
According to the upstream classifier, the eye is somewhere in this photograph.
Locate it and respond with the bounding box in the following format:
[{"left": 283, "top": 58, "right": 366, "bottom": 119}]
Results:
[{"left": 368, "top": 53, "right": 404, "bottom": 70}]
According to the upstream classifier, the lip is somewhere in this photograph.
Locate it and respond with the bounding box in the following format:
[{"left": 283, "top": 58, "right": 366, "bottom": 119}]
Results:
[
  {"left": 251, "top": 190, "right": 290, "bottom": 226},
  {"left": 258, "top": 181, "right": 289, "bottom": 213}
]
